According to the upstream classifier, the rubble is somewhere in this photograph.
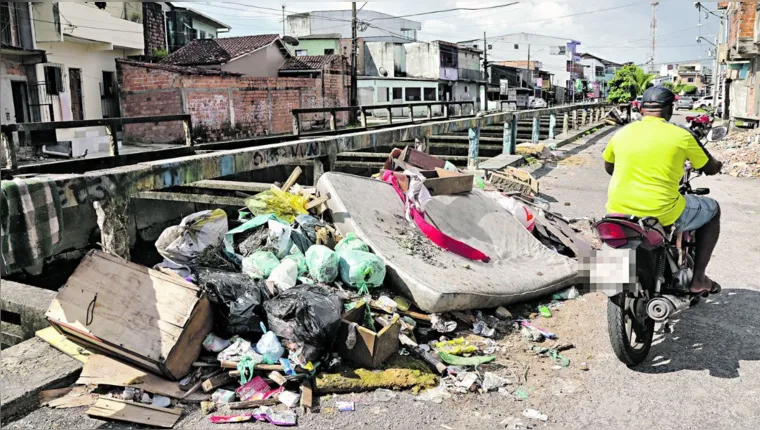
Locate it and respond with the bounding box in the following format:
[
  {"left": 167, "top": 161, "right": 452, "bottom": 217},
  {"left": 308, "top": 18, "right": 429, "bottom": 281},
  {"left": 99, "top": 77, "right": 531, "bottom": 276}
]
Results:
[
  {"left": 706, "top": 127, "right": 760, "bottom": 178},
  {"left": 34, "top": 148, "right": 594, "bottom": 428}
]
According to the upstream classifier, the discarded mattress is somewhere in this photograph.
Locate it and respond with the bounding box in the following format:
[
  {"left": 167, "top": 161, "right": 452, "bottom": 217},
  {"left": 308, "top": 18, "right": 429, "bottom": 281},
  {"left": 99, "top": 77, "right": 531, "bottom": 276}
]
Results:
[{"left": 317, "top": 172, "right": 577, "bottom": 313}]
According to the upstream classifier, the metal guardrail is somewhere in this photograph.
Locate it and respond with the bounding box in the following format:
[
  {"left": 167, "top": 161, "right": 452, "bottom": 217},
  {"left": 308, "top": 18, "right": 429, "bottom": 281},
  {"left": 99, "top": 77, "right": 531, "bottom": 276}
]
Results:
[
  {"left": 291, "top": 101, "right": 477, "bottom": 136},
  {"left": 1, "top": 114, "right": 193, "bottom": 169}
]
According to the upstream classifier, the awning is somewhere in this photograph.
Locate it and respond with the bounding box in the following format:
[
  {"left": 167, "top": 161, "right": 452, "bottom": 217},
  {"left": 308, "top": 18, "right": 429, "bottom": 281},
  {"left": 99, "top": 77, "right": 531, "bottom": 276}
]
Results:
[{"left": 0, "top": 44, "right": 47, "bottom": 65}]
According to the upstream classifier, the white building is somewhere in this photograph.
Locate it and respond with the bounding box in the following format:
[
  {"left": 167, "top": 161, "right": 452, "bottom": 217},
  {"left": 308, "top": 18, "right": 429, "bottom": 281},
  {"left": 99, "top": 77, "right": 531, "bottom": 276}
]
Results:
[
  {"left": 287, "top": 10, "right": 421, "bottom": 43},
  {"left": 460, "top": 33, "right": 581, "bottom": 92}
]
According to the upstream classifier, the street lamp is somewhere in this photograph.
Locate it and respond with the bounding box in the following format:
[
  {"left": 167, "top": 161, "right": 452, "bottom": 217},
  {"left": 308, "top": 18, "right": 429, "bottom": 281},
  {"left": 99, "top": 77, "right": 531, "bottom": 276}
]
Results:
[{"left": 696, "top": 36, "right": 716, "bottom": 47}]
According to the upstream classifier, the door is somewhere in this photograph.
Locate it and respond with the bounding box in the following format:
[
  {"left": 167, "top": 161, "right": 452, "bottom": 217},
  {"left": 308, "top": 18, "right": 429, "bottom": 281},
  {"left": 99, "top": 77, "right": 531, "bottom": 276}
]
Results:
[
  {"left": 10, "top": 81, "right": 28, "bottom": 123},
  {"left": 69, "top": 68, "right": 84, "bottom": 121}
]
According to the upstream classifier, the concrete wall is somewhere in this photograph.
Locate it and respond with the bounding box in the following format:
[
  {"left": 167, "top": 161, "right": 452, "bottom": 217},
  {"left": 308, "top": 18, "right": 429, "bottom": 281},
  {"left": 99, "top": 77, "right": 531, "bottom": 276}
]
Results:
[
  {"left": 192, "top": 19, "right": 220, "bottom": 39},
  {"left": 405, "top": 42, "right": 439, "bottom": 80},
  {"left": 287, "top": 10, "right": 421, "bottom": 43},
  {"left": 118, "top": 59, "right": 348, "bottom": 143},
  {"left": 365, "top": 42, "right": 398, "bottom": 77},
  {"left": 292, "top": 39, "right": 340, "bottom": 56},
  {"left": 358, "top": 78, "right": 441, "bottom": 117},
  {"left": 143, "top": 2, "right": 168, "bottom": 56},
  {"left": 222, "top": 44, "right": 286, "bottom": 78}
]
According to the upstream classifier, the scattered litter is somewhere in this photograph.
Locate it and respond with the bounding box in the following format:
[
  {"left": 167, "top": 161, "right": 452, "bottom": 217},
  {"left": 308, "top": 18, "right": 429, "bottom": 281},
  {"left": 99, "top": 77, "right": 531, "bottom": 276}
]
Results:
[
  {"left": 151, "top": 395, "right": 171, "bottom": 408},
  {"left": 203, "top": 333, "right": 231, "bottom": 353},
  {"left": 522, "top": 409, "right": 548, "bottom": 422},
  {"left": 373, "top": 388, "right": 397, "bottom": 402},
  {"left": 430, "top": 314, "right": 457, "bottom": 333},
  {"left": 435, "top": 338, "right": 477, "bottom": 355},
  {"left": 580, "top": 362, "right": 590, "bottom": 371},
  {"left": 513, "top": 387, "right": 529, "bottom": 401},
  {"left": 253, "top": 406, "right": 298, "bottom": 426},
  {"left": 552, "top": 286, "right": 580, "bottom": 301},
  {"left": 520, "top": 321, "right": 557, "bottom": 339},
  {"left": 257, "top": 330, "right": 285, "bottom": 364},
  {"left": 211, "top": 389, "right": 235, "bottom": 405},
  {"left": 481, "top": 372, "right": 509, "bottom": 392},
  {"left": 500, "top": 417, "right": 527, "bottom": 429},
  {"left": 521, "top": 327, "right": 544, "bottom": 343},
  {"left": 415, "top": 384, "right": 452, "bottom": 403},
  {"left": 538, "top": 306, "right": 552, "bottom": 318},
  {"left": 336, "top": 401, "right": 355, "bottom": 412},
  {"left": 394, "top": 296, "right": 411, "bottom": 311},
  {"left": 529, "top": 346, "right": 571, "bottom": 367},
  {"left": 457, "top": 372, "right": 479, "bottom": 391},
  {"left": 201, "top": 401, "right": 216, "bottom": 415},
  {"left": 473, "top": 311, "right": 496, "bottom": 337},
  {"left": 278, "top": 391, "right": 301, "bottom": 408},
  {"left": 210, "top": 413, "right": 254, "bottom": 424},
  {"left": 495, "top": 306, "right": 513, "bottom": 320},
  {"left": 438, "top": 351, "right": 496, "bottom": 366}
]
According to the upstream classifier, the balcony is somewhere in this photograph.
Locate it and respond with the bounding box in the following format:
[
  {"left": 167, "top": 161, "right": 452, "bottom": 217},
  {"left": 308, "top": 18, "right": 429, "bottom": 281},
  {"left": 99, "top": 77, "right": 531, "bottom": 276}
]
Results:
[
  {"left": 440, "top": 67, "right": 458, "bottom": 81},
  {"left": 34, "top": 2, "right": 144, "bottom": 51},
  {"left": 458, "top": 68, "right": 484, "bottom": 82}
]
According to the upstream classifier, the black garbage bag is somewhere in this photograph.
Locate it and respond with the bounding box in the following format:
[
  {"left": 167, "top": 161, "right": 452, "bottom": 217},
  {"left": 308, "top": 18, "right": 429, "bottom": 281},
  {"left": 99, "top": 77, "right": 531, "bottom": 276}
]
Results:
[
  {"left": 293, "top": 215, "right": 326, "bottom": 244},
  {"left": 196, "top": 268, "right": 271, "bottom": 338},
  {"left": 264, "top": 285, "right": 343, "bottom": 363}
]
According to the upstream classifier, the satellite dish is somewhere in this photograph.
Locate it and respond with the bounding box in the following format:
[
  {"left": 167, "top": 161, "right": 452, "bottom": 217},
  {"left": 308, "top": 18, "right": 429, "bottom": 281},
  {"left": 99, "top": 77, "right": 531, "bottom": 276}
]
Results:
[
  {"left": 281, "top": 36, "right": 300, "bottom": 46},
  {"left": 379, "top": 67, "right": 388, "bottom": 77}
]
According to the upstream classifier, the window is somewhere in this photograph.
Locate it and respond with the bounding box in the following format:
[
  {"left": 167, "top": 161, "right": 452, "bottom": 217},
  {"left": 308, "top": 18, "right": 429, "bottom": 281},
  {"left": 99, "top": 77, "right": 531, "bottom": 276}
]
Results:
[
  {"left": 44, "top": 65, "right": 63, "bottom": 95},
  {"left": 423, "top": 87, "right": 436, "bottom": 101},
  {"left": 405, "top": 88, "right": 421, "bottom": 101},
  {"left": 464, "top": 86, "right": 468, "bottom": 93},
  {"left": 687, "top": 77, "right": 695, "bottom": 83},
  {"left": 324, "top": 49, "right": 334, "bottom": 55},
  {"left": 295, "top": 50, "right": 308, "bottom": 56},
  {"left": 392, "top": 88, "right": 403, "bottom": 100},
  {"left": 199, "top": 30, "right": 206, "bottom": 39},
  {"left": 514, "top": 44, "right": 519, "bottom": 49},
  {"left": 102, "top": 71, "right": 116, "bottom": 97},
  {"left": 558, "top": 46, "right": 567, "bottom": 55}
]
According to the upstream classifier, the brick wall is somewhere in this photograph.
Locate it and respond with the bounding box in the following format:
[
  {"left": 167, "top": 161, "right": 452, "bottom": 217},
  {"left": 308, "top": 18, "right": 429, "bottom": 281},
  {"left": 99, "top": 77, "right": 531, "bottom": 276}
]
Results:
[
  {"left": 143, "top": 2, "right": 167, "bottom": 57},
  {"left": 117, "top": 59, "right": 349, "bottom": 143},
  {"left": 727, "top": 2, "right": 757, "bottom": 47}
]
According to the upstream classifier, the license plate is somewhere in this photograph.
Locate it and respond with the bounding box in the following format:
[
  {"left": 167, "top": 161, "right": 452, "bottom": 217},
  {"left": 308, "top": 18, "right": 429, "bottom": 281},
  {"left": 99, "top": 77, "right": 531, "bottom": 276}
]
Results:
[{"left": 588, "top": 246, "right": 635, "bottom": 294}]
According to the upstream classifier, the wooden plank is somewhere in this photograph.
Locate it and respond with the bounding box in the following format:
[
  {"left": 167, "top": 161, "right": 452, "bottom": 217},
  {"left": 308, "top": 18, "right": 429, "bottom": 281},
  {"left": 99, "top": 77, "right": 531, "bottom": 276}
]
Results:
[
  {"left": 135, "top": 191, "right": 246, "bottom": 207},
  {"left": 46, "top": 251, "right": 210, "bottom": 380},
  {"left": 39, "top": 387, "right": 74, "bottom": 405},
  {"left": 281, "top": 166, "right": 303, "bottom": 192},
  {"left": 202, "top": 373, "right": 236, "bottom": 393},
  {"left": 185, "top": 180, "right": 271, "bottom": 193},
  {"left": 300, "top": 380, "right": 313, "bottom": 411},
  {"left": 47, "top": 392, "right": 98, "bottom": 409},
  {"left": 305, "top": 195, "right": 330, "bottom": 210},
  {"left": 36, "top": 326, "right": 93, "bottom": 363},
  {"left": 86, "top": 397, "right": 181, "bottom": 428},
  {"left": 229, "top": 398, "right": 278, "bottom": 410}
]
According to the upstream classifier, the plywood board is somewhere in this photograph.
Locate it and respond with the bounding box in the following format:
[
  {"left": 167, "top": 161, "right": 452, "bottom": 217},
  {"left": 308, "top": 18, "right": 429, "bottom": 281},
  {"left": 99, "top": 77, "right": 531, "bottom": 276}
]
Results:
[
  {"left": 86, "top": 397, "right": 181, "bottom": 428},
  {"left": 36, "top": 326, "right": 93, "bottom": 364}
]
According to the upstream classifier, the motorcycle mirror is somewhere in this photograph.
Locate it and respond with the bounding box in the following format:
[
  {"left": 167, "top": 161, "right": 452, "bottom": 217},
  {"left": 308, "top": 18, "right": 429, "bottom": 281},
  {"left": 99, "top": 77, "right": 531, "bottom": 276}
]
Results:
[{"left": 707, "top": 126, "right": 728, "bottom": 142}]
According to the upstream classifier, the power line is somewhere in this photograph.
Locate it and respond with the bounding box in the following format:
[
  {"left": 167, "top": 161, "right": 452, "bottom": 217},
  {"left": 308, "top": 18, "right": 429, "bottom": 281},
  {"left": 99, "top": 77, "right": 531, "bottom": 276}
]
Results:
[{"left": 367, "top": 3, "right": 521, "bottom": 21}]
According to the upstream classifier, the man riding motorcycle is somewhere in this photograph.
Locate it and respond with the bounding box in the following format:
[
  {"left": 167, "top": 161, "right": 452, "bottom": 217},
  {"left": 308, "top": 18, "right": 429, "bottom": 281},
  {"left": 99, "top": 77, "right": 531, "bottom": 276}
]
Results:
[{"left": 602, "top": 86, "right": 724, "bottom": 295}]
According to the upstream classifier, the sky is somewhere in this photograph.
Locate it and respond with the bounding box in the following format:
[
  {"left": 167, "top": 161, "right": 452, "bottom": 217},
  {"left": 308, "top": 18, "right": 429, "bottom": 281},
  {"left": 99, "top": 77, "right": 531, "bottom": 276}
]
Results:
[{"left": 177, "top": 0, "right": 724, "bottom": 68}]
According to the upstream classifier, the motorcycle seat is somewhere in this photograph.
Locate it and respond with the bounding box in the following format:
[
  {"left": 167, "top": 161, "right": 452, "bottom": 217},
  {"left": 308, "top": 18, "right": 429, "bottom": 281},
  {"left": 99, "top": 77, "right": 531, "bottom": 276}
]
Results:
[{"left": 601, "top": 214, "right": 668, "bottom": 248}]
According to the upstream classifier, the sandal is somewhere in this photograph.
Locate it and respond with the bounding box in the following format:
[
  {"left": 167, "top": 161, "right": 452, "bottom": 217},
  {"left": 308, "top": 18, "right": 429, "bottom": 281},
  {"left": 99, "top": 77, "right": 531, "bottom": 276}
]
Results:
[{"left": 699, "top": 280, "right": 722, "bottom": 298}]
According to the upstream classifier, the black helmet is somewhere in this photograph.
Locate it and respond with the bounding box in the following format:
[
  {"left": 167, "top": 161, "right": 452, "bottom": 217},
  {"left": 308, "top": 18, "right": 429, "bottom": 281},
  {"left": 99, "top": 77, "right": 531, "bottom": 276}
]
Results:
[{"left": 642, "top": 85, "right": 676, "bottom": 109}]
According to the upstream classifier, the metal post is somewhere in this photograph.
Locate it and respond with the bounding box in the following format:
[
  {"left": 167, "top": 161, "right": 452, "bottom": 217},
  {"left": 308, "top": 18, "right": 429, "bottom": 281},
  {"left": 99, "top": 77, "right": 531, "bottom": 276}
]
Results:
[
  {"left": 1, "top": 131, "right": 17, "bottom": 169},
  {"left": 350, "top": 2, "right": 358, "bottom": 124},
  {"left": 531, "top": 114, "right": 540, "bottom": 143},
  {"left": 549, "top": 113, "right": 556, "bottom": 140},
  {"left": 468, "top": 123, "right": 480, "bottom": 170},
  {"left": 292, "top": 113, "right": 301, "bottom": 136},
  {"left": 483, "top": 31, "right": 488, "bottom": 111},
  {"left": 562, "top": 112, "right": 569, "bottom": 135}
]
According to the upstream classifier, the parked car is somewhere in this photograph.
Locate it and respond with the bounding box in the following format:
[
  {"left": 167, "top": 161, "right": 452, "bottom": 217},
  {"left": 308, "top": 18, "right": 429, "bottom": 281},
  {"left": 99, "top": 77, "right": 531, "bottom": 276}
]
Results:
[
  {"left": 694, "top": 96, "right": 718, "bottom": 110},
  {"left": 529, "top": 97, "right": 548, "bottom": 109},
  {"left": 676, "top": 97, "right": 695, "bottom": 110}
]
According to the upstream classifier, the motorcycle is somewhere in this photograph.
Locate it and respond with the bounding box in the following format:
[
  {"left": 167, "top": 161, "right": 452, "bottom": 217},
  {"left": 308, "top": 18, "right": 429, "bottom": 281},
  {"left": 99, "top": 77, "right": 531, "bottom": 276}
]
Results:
[
  {"left": 685, "top": 112, "right": 715, "bottom": 140},
  {"left": 592, "top": 126, "right": 728, "bottom": 366}
]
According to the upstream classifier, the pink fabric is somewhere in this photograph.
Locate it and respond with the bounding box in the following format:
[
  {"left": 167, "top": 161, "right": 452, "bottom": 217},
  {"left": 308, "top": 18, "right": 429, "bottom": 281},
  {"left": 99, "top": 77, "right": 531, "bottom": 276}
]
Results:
[{"left": 382, "top": 171, "right": 491, "bottom": 263}]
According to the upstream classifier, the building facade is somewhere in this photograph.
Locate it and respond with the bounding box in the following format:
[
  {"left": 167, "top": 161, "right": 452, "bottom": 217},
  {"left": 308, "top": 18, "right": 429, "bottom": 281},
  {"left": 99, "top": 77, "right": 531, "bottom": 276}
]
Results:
[
  {"left": 166, "top": 5, "right": 231, "bottom": 53},
  {"left": 286, "top": 10, "right": 421, "bottom": 43},
  {"left": 579, "top": 53, "right": 622, "bottom": 99},
  {"left": 718, "top": 1, "right": 759, "bottom": 119},
  {"left": 291, "top": 34, "right": 341, "bottom": 57}
]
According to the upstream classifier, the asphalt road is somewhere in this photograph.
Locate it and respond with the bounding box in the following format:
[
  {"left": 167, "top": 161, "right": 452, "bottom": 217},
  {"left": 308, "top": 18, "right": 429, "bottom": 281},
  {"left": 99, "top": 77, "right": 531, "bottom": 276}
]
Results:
[{"left": 5, "top": 113, "right": 759, "bottom": 429}]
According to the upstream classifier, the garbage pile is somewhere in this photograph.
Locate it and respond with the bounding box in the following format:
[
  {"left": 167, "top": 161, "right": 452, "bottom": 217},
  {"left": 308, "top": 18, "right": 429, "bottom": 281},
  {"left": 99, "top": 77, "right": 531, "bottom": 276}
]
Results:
[
  {"left": 705, "top": 126, "right": 760, "bottom": 178},
  {"left": 40, "top": 149, "right": 594, "bottom": 428}
]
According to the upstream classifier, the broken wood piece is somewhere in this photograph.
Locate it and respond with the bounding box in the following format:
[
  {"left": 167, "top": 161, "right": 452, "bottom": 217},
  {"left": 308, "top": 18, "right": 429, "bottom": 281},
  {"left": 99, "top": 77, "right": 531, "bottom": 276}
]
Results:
[
  {"left": 269, "top": 371, "right": 287, "bottom": 386},
  {"left": 182, "top": 369, "right": 221, "bottom": 400},
  {"left": 228, "top": 398, "right": 278, "bottom": 410},
  {"left": 202, "top": 373, "right": 236, "bottom": 393},
  {"left": 35, "top": 326, "right": 92, "bottom": 364},
  {"left": 369, "top": 301, "right": 432, "bottom": 322},
  {"left": 47, "top": 392, "right": 98, "bottom": 409},
  {"left": 305, "top": 194, "right": 330, "bottom": 210},
  {"left": 489, "top": 167, "right": 539, "bottom": 196},
  {"left": 39, "top": 387, "right": 74, "bottom": 405},
  {"left": 192, "top": 362, "right": 219, "bottom": 368},
  {"left": 300, "top": 379, "right": 313, "bottom": 411},
  {"left": 220, "top": 361, "right": 304, "bottom": 373},
  {"left": 281, "top": 166, "right": 303, "bottom": 192},
  {"left": 86, "top": 397, "right": 181, "bottom": 428},
  {"left": 450, "top": 311, "right": 476, "bottom": 325}
]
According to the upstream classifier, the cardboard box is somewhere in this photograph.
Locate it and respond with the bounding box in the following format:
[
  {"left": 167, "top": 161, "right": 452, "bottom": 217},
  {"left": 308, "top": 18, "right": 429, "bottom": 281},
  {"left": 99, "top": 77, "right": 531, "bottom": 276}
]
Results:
[
  {"left": 46, "top": 250, "right": 213, "bottom": 380},
  {"left": 336, "top": 306, "right": 401, "bottom": 368},
  {"left": 392, "top": 158, "right": 474, "bottom": 196}
]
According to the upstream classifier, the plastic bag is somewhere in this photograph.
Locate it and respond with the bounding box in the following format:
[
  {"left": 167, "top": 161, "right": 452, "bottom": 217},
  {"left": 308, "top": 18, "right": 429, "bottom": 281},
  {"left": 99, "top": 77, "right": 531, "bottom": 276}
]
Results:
[
  {"left": 263, "top": 285, "right": 343, "bottom": 363},
  {"left": 305, "top": 245, "right": 339, "bottom": 283},
  {"left": 282, "top": 253, "right": 307, "bottom": 276},
  {"left": 256, "top": 331, "right": 285, "bottom": 365},
  {"left": 487, "top": 192, "right": 535, "bottom": 232},
  {"left": 218, "top": 337, "right": 259, "bottom": 362},
  {"left": 203, "top": 333, "right": 231, "bottom": 353},
  {"left": 267, "top": 259, "right": 298, "bottom": 291},
  {"left": 223, "top": 214, "right": 285, "bottom": 265},
  {"left": 242, "top": 251, "right": 280, "bottom": 279},
  {"left": 335, "top": 232, "right": 369, "bottom": 255},
  {"left": 155, "top": 209, "right": 228, "bottom": 266},
  {"left": 197, "top": 268, "right": 271, "bottom": 337},
  {"left": 245, "top": 188, "right": 308, "bottom": 223},
  {"left": 293, "top": 215, "right": 326, "bottom": 244},
  {"left": 267, "top": 221, "right": 312, "bottom": 258},
  {"left": 338, "top": 250, "right": 386, "bottom": 294}
]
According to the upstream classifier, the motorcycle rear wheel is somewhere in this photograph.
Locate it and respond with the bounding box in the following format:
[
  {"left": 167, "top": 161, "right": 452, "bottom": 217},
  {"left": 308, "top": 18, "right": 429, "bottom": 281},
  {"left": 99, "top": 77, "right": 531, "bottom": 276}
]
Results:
[{"left": 607, "top": 294, "right": 655, "bottom": 366}]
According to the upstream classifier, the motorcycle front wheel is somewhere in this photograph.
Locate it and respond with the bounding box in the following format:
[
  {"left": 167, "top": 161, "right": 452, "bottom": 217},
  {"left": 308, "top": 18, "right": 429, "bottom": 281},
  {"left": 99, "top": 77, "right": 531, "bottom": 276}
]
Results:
[{"left": 607, "top": 294, "right": 655, "bottom": 366}]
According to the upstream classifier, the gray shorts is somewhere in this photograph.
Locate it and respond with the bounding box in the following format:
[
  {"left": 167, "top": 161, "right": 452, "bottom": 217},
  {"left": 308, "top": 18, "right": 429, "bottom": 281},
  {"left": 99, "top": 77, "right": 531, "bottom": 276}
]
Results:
[{"left": 674, "top": 194, "right": 719, "bottom": 232}]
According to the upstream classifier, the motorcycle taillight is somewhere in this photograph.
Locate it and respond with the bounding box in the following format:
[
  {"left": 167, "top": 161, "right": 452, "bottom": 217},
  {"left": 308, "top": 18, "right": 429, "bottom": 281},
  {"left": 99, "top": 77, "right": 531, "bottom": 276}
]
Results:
[{"left": 596, "top": 223, "right": 628, "bottom": 248}]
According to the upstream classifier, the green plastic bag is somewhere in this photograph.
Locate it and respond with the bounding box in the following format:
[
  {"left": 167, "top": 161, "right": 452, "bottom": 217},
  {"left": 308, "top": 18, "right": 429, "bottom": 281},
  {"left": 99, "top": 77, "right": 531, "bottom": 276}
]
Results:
[
  {"left": 242, "top": 251, "right": 279, "bottom": 279},
  {"left": 338, "top": 250, "right": 386, "bottom": 295},
  {"left": 305, "top": 245, "right": 339, "bottom": 283},
  {"left": 335, "top": 232, "right": 369, "bottom": 255},
  {"left": 283, "top": 253, "right": 308, "bottom": 276}
]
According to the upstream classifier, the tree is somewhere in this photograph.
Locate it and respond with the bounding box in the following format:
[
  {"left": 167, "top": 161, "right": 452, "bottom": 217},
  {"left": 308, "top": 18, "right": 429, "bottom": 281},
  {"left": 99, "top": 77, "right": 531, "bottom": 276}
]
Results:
[
  {"left": 606, "top": 65, "right": 655, "bottom": 103},
  {"left": 663, "top": 81, "right": 698, "bottom": 95}
]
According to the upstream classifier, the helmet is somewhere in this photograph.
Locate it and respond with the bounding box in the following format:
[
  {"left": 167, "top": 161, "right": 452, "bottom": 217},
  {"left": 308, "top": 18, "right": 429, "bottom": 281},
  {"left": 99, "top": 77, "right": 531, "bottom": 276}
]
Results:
[{"left": 642, "top": 86, "right": 676, "bottom": 109}]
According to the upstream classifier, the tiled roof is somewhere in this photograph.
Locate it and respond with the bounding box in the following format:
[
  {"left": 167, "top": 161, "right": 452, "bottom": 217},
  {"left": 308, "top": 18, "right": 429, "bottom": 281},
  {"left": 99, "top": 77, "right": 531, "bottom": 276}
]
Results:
[
  {"left": 280, "top": 55, "right": 340, "bottom": 71},
  {"left": 117, "top": 59, "right": 242, "bottom": 76},
  {"left": 162, "top": 35, "right": 280, "bottom": 66}
]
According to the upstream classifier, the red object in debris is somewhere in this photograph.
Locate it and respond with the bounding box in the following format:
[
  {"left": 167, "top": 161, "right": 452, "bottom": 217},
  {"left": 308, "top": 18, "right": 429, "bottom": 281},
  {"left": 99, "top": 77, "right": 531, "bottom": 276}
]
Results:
[
  {"left": 382, "top": 170, "right": 491, "bottom": 263},
  {"left": 210, "top": 414, "right": 253, "bottom": 424},
  {"left": 235, "top": 376, "right": 271, "bottom": 402}
]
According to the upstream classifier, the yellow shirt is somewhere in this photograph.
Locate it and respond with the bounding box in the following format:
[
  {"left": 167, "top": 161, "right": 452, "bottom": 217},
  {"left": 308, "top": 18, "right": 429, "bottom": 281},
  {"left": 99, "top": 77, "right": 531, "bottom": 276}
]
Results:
[{"left": 603, "top": 116, "right": 710, "bottom": 226}]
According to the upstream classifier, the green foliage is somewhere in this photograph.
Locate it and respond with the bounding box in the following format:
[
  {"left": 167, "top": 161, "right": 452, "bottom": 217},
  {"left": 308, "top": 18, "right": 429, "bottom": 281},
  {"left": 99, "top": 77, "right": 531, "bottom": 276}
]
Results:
[
  {"left": 152, "top": 48, "right": 169, "bottom": 59},
  {"left": 606, "top": 65, "right": 655, "bottom": 103},
  {"left": 663, "top": 81, "right": 698, "bottom": 95},
  {"left": 680, "top": 84, "right": 698, "bottom": 95}
]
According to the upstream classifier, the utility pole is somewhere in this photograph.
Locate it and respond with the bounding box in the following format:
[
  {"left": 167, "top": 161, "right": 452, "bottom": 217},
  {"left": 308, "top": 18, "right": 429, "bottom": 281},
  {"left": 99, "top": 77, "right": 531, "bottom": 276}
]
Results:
[
  {"left": 282, "top": 6, "right": 285, "bottom": 36},
  {"left": 712, "top": 9, "right": 724, "bottom": 103},
  {"left": 350, "top": 1, "right": 358, "bottom": 122},
  {"left": 648, "top": 2, "right": 659, "bottom": 73},
  {"left": 483, "top": 31, "right": 488, "bottom": 111}
]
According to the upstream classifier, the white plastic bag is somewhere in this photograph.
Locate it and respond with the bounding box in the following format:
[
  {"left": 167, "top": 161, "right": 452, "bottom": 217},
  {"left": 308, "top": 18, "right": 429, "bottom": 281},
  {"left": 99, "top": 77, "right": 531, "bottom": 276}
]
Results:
[
  {"left": 487, "top": 192, "right": 535, "bottom": 232},
  {"left": 267, "top": 259, "right": 298, "bottom": 291},
  {"left": 155, "top": 209, "right": 228, "bottom": 266},
  {"left": 256, "top": 331, "right": 285, "bottom": 365}
]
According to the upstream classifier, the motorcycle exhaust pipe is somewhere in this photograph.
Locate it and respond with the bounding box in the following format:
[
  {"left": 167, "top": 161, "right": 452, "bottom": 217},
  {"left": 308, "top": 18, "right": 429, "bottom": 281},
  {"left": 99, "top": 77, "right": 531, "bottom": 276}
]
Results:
[{"left": 646, "top": 295, "right": 691, "bottom": 322}]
